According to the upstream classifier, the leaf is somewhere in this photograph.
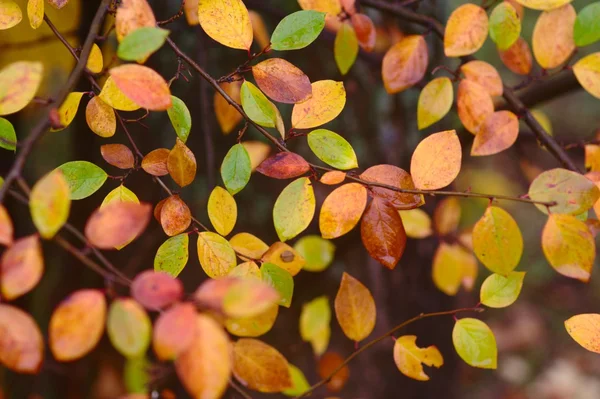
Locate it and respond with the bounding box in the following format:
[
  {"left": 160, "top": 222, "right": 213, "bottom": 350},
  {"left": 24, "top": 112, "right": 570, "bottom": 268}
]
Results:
[
  {"left": 257, "top": 152, "right": 310, "bottom": 179},
  {"left": 223, "top": 278, "right": 281, "bottom": 318},
  {"left": 49, "top": 289, "right": 106, "bottom": 362},
  {"left": 317, "top": 352, "right": 349, "bottom": 392},
  {"left": 56, "top": 161, "right": 107, "bottom": 200},
  {"left": 262, "top": 242, "right": 306, "bottom": 276},
  {"left": 84, "top": 202, "right": 151, "bottom": 249},
  {"left": 141, "top": 148, "right": 170, "bottom": 176},
  {"left": 529, "top": 168, "right": 600, "bottom": 215},
  {"left": 586, "top": 145, "right": 600, "bottom": 171},
  {"left": 197, "top": 231, "right": 237, "bottom": 278},
  {"left": 0, "top": 117, "right": 16, "bottom": 151},
  {"left": 175, "top": 314, "right": 231, "bottom": 399},
  {"left": 434, "top": 198, "right": 462, "bottom": 235},
  {"left": 514, "top": 0, "right": 573, "bottom": 11},
  {"left": 498, "top": 37, "right": 533, "bottom": 75},
  {"left": 232, "top": 339, "right": 293, "bottom": 393},
  {"left": 249, "top": 10, "right": 270, "bottom": 49},
  {"left": 417, "top": 77, "right": 454, "bottom": 130},
  {"left": 335, "top": 272, "right": 376, "bottom": 342},
  {"left": 351, "top": 13, "right": 376, "bottom": 52},
  {"left": 252, "top": 58, "right": 312, "bottom": 104},
  {"left": 230, "top": 232, "right": 269, "bottom": 261},
  {"left": 291, "top": 80, "right": 346, "bottom": 129},
  {"left": 99, "top": 76, "right": 141, "bottom": 112},
  {"left": 115, "top": 0, "right": 156, "bottom": 42},
  {"left": 160, "top": 195, "right": 191, "bottom": 236},
  {"left": 574, "top": 2, "right": 600, "bottom": 47},
  {"left": 532, "top": 4, "right": 576, "bottom": 69},
  {"left": 489, "top": 1, "right": 521, "bottom": 50},
  {"left": 410, "top": 130, "right": 461, "bottom": 190},
  {"left": 101, "top": 185, "right": 139, "bottom": 208},
  {"left": 360, "top": 165, "right": 423, "bottom": 210},
  {"left": 208, "top": 186, "right": 237, "bottom": 236},
  {"left": 221, "top": 143, "right": 252, "bottom": 195},
  {"left": 0, "top": 0, "right": 22, "bottom": 30},
  {"left": 460, "top": 60, "right": 503, "bottom": 97},
  {"left": 472, "top": 111, "right": 519, "bottom": 156},
  {"left": 153, "top": 303, "right": 196, "bottom": 360},
  {"left": 225, "top": 304, "right": 279, "bottom": 337},
  {"left": 480, "top": 271, "right": 526, "bottom": 308},
  {"left": 124, "top": 356, "right": 149, "bottom": 394},
  {"left": 432, "top": 242, "right": 478, "bottom": 296},
  {"left": 198, "top": 0, "right": 252, "bottom": 50},
  {"left": 270, "top": 10, "right": 326, "bottom": 51},
  {"left": 565, "top": 313, "right": 600, "bottom": 354},
  {"left": 30, "top": 170, "right": 71, "bottom": 239},
  {"left": 0, "top": 235, "right": 43, "bottom": 300},
  {"left": 183, "top": 0, "right": 199, "bottom": 25},
  {"left": 215, "top": 81, "right": 242, "bottom": 134},
  {"left": 319, "top": 183, "right": 367, "bottom": 239},
  {"left": 26, "top": 0, "right": 43, "bottom": 29},
  {"left": 50, "top": 91, "right": 85, "bottom": 132},
  {"left": 46, "top": 0, "right": 69, "bottom": 9},
  {"left": 0, "top": 61, "right": 43, "bottom": 116},
  {"left": 573, "top": 52, "right": 600, "bottom": 99},
  {"left": 0, "top": 205, "right": 14, "bottom": 246},
  {"left": 167, "top": 138, "right": 197, "bottom": 187},
  {"left": 300, "top": 296, "right": 331, "bottom": 355},
  {"left": 86, "top": 96, "right": 116, "bottom": 137},
  {"left": 240, "top": 81, "right": 282, "bottom": 132},
  {"left": 101, "top": 143, "right": 135, "bottom": 170},
  {"left": 452, "top": 318, "right": 497, "bottom": 369},
  {"left": 473, "top": 206, "right": 523, "bottom": 275},
  {"left": 131, "top": 270, "right": 183, "bottom": 311},
  {"left": 154, "top": 234, "right": 189, "bottom": 277},
  {"left": 107, "top": 298, "right": 152, "bottom": 358},
  {"left": 283, "top": 364, "right": 310, "bottom": 397},
  {"left": 393, "top": 335, "right": 443, "bottom": 381},
  {"left": 167, "top": 96, "right": 192, "bottom": 143},
  {"left": 542, "top": 214, "right": 595, "bottom": 282},
  {"left": 457, "top": 80, "right": 494, "bottom": 134},
  {"left": 334, "top": 22, "right": 359, "bottom": 75},
  {"left": 399, "top": 208, "right": 433, "bottom": 239},
  {"left": 261, "top": 262, "right": 294, "bottom": 308},
  {"left": 109, "top": 64, "right": 172, "bottom": 111},
  {"left": 320, "top": 170, "right": 346, "bottom": 185},
  {"left": 444, "top": 4, "right": 488, "bottom": 57},
  {"left": 117, "top": 27, "right": 169, "bottom": 62},
  {"left": 0, "top": 304, "right": 43, "bottom": 373},
  {"left": 382, "top": 35, "right": 428, "bottom": 94},
  {"left": 273, "top": 177, "right": 316, "bottom": 241},
  {"left": 86, "top": 43, "right": 103, "bottom": 74},
  {"left": 307, "top": 129, "right": 358, "bottom": 170},
  {"left": 298, "top": 0, "right": 340, "bottom": 14},
  {"left": 228, "top": 261, "right": 262, "bottom": 279}
]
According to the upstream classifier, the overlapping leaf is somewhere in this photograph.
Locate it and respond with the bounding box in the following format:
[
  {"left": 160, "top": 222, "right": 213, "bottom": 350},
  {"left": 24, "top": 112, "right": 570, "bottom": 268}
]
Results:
[
  {"left": 252, "top": 58, "right": 312, "bottom": 104},
  {"left": 291, "top": 80, "right": 346, "bottom": 129},
  {"left": 410, "top": 130, "right": 461, "bottom": 190},
  {"left": 444, "top": 4, "right": 489, "bottom": 57},
  {"left": 273, "top": 177, "right": 316, "bottom": 242},
  {"left": 319, "top": 183, "right": 367, "bottom": 239},
  {"left": 382, "top": 35, "right": 428, "bottom": 94}
]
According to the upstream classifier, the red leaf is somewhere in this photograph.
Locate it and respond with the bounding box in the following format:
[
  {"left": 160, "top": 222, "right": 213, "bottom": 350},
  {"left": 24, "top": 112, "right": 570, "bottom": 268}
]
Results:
[
  {"left": 131, "top": 270, "right": 184, "bottom": 311},
  {"left": 257, "top": 152, "right": 311, "bottom": 179}
]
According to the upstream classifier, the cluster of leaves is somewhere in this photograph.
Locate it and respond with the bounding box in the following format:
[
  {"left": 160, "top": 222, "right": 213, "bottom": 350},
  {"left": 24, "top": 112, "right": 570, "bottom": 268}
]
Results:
[{"left": 2, "top": 0, "right": 600, "bottom": 397}]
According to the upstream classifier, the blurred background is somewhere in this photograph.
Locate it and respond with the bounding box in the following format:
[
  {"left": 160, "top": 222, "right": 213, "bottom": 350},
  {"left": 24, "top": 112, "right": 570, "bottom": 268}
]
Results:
[{"left": 1, "top": 0, "right": 600, "bottom": 398}]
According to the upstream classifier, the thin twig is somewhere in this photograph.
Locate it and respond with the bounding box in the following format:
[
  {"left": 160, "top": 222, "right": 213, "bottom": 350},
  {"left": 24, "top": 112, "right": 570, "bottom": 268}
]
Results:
[{"left": 229, "top": 379, "right": 254, "bottom": 399}]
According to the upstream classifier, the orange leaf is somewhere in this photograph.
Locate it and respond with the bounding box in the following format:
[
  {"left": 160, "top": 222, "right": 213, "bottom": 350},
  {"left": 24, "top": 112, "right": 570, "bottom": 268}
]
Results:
[
  {"left": 256, "top": 152, "right": 310, "bottom": 179},
  {"left": 565, "top": 313, "right": 600, "bottom": 354},
  {"left": 532, "top": 4, "right": 575, "bottom": 69},
  {"left": 252, "top": 58, "right": 312, "bottom": 104},
  {"left": 457, "top": 79, "right": 494, "bottom": 134},
  {"left": 141, "top": 148, "right": 170, "bottom": 176},
  {"left": 472, "top": 111, "right": 519, "bottom": 156},
  {"left": 317, "top": 351, "right": 349, "bottom": 393},
  {"left": 460, "top": 60, "right": 503, "bottom": 97},
  {"left": 0, "top": 235, "right": 43, "bottom": 300},
  {"left": 382, "top": 35, "right": 428, "bottom": 94},
  {"left": 167, "top": 138, "right": 197, "bottom": 187},
  {"left": 160, "top": 195, "right": 191, "bottom": 236},
  {"left": 131, "top": 270, "right": 183, "bottom": 311},
  {"left": 334, "top": 272, "right": 376, "bottom": 341},
  {"left": 444, "top": 4, "right": 489, "bottom": 57},
  {"left": 0, "top": 304, "right": 43, "bottom": 373},
  {"left": 319, "top": 183, "right": 368, "bottom": 239},
  {"left": 100, "top": 143, "right": 134, "bottom": 170},
  {"left": 410, "top": 130, "right": 461, "bottom": 190},
  {"left": 498, "top": 37, "right": 533, "bottom": 75},
  {"left": 351, "top": 13, "right": 376, "bottom": 52},
  {"left": 215, "top": 81, "right": 243, "bottom": 134},
  {"left": 261, "top": 242, "right": 305, "bottom": 276},
  {"left": 359, "top": 165, "right": 423, "bottom": 210},
  {"left": 434, "top": 197, "right": 461, "bottom": 236},
  {"left": 85, "top": 96, "right": 116, "bottom": 138},
  {"left": 153, "top": 302, "right": 196, "bottom": 361},
  {"left": 115, "top": 0, "right": 156, "bottom": 42},
  {"left": 84, "top": 201, "right": 152, "bottom": 249},
  {"left": 0, "top": 205, "right": 13, "bottom": 246},
  {"left": 109, "top": 64, "right": 172, "bottom": 111},
  {"left": 320, "top": 171, "right": 346, "bottom": 185}
]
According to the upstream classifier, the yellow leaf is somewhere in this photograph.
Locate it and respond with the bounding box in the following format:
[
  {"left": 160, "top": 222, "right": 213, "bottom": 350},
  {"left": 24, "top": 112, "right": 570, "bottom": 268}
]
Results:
[
  {"left": 226, "top": 304, "right": 279, "bottom": 337},
  {"left": 0, "top": 61, "right": 43, "bottom": 116},
  {"left": 261, "top": 242, "right": 305, "bottom": 276},
  {"left": 228, "top": 261, "right": 262, "bottom": 280},
  {"left": 0, "top": 205, "right": 13, "bottom": 246},
  {"left": 381, "top": 35, "right": 428, "bottom": 94},
  {"left": 51, "top": 91, "right": 84, "bottom": 132},
  {"left": 515, "top": 0, "right": 573, "bottom": 11},
  {"left": 86, "top": 43, "right": 103, "bottom": 74},
  {"left": 198, "top": 0, "right": 253, "bottom": 50},
  {"left": 542, "top": 214, "right": 595, "bottom": 282},
  {"left": 393, "top": 335, "right": 443, "bottom": 381},
  {"left": 565, "top": 313, "right": 600, "bottom": 354},
  {"left": 208, "top": 186, "right": 237, "bottom": 236},
  {"left": 30, "top": 170, "right": 71, "bottom": 239},
  {"left": 273, "top": 177, "right": 316, "bottom": 242},
  {"left": 298, "top": 0, "right": 341, "bottom": 14},
  {"left": 223, "top": 278, "right": 280, "bottom": 318},
  {"left": 101, "top": 185, "right": 139, "bottom": 208},
  {"left": 242, "top": 140, "right": 271, "bottom": 170},
  {"left": 471, "top": 110, "right": 519, "bottom": 156},
  {"left": 291, "top": 80, "right": 346, "bottom": 129},
  {"left": 229, "top": 232, "right": 269, "bottom": 261},
  {"left": 531, "top": 109, "right": 553, "bottom": 135},
  {"left": 319, "top": 183, "right": 367, "bottom": 239},
  {"left": 460, "top": 60, "right": 503, "bottom": 97},
  {"left": 457, "top": 79, "right": 494, "bottom": 134},
  {"left": 444, "top": 4, "right": 489, "bottom": 57},
  {"left": 417, "top": 77, "right": 453, "bottom": 129},
  {"left": 433, "top": 197, "right": 461, "bottom": 236},
  {"left": 586, "top": 144, "right": 600, "bottom": 172},
  {"left": 27, "top": 0, "right": 43, "bottom": 29},
  {"left": 115, "top": 0, "right": 156, "bottom": 42},
  {"left": 109, "top": 64, "right": 172, "bottom": 111},
  {"left": 197, "top": 231, "right": 237, "bottom": 278},
  {"left": 215, "top": 81, "right": 242, "bottom": 134},
  {"left": 86, "top": 96, "right": 116, "bottom": 137},
  {"left": 98, "top": 76, "right": 141, "bottom": 112},
  {"left": 410, "top": 130, "right": 462, "bottom": 190},
  {"left": 532, "top": 4, "right": 576, "bottom": 69},
  {"left": 432, "top": 242, "right": 478, "bottom": 296},
  {"left": 399, "top": 208, "right": 433, "bottom": 239},
  {"left": 300, "top": 296, "right": 331, "bottom": 355},
  {"left": 334, "top": 272, "right": 376, "bottom": 342},
  {"left": 573, "top": 52, "right": 600, "bottom": 99},
  {"left": 0, "top": 0, "right": 22, "bottom": 30}
]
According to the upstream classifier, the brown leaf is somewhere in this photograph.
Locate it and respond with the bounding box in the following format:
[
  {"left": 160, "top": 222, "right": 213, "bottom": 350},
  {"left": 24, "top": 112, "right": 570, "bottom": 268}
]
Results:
[
  {"left": 382, "top": 35, "right": 428, "bottom": 94},
  {"left": 85, "top": 201, "right": 152, "bottom": 249},
  {"left": 0, "top": 304, "right": 43, "bottom": 373},
  {"left": 101, "top": 144, "right": 135, "bottom": 170},
  {"left": 215, "top": 81, "right": 243, "bottom": 134},
  {"left": 153, "top": 303, "right": 196, "bottom": 361},
  {"left": 233, "top": 338, "right": 292, "bottom": 393},
  {"left": 160, "top": 195, "right": 191, "bottom": 236},
  {"left": 318, "top": 352, "right": 349, "bottom": 393},
  {"left": 252, "top": 58, "right": 312, "bottom": 104},
  {"left": 167, "top": 139, "right": 197, "bottom": 187},
  {"left": 457, "top": 79, "right": 494, "bottom": 135},
  {"left": 498, "top": 37, "right": 533, "bottom": 75},
  {"left": 256, "top": 152, "right": 310, "bottom": 179},
  {"left": 141, "top": 148, "right": 170, "bottom": 176},
  {"left": 360, "top": 197, "right": 407, "bottom": 269},
  {"left": 0, "top": 235, "right": 43, "bottom": 300},
  {"left": 351, "top": 13, "right": 376, "bottom": 52},
  {"left": 153, "top": 198, "right": 168, "bottom": 223},
  {"left": 131, "top": 270, "right": 183, "bottom": 311},
  {"left": 359, "top": 164, "right": 423, "bottom": 210}
]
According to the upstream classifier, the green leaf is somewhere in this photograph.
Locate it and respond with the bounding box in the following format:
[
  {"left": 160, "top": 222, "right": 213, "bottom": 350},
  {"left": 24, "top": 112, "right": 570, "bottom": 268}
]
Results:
[
  {"left": 489, "top": 1, "right": 521, "bottom": 50},
  {"left": 452, "top": 318, "right": 497, "bottom": 369},
  {"left": 167, "top": 96, "right": 191, "bottom": 143},
  {"left": 154, "top": 234, "right": 189, "bottom": 277},
  {"left": 574, "top": 2, "right": 600, "bottom": 47},
  {"left": 117, "top": 27, "right": 170, "bottom": 62},
  {"left": 271, "top": 10, "right": 326, "bottom": 51},
  {"left": 56, "top": 161, "right": 108, "bottom": 200},
  {"left": 30, "top": 170, "right": 71, "bottom": 239},
  {"left": 124, "top": 356, "right": 150, "bottom": 394},
  {"left": 261, "top": 262, "right": 294, "bottom": 308},
  {"left": 283, "top": 364, "right": 310, "bottom": 397},
  {"left": 334, "top": 22, "right": 358, "bottom": 75},
  {"left": 0, "top": 117, "right": 16, "bottom": 151},
  {"left": 240, "top": 81, "right": 277, "bottom": 128},
  {"left": 480, "top": 271, "right": 526, "bottom": 308},
  {"left": 107, "top": 298, "right": 152, "bottom": 358},
  {"left": 307, "top": 129, "right": 358, "bottom": 170},
  {"left": 299, "top": 295, "right": 331, "bottom": 356},
  {"left": 293, "top": 235, "right": 335, "bottom": 272},
  {"left": 273, "top": 177, "right": 316, "bottom": 241},
  {"left": 221, "top": 143, "right": 252, "bottom": 195}
]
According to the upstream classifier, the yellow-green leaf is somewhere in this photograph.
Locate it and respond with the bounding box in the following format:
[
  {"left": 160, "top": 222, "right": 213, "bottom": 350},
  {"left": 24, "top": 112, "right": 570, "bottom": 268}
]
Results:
[
  {"left": 283, "top": 364, "right": 310, "bottom": 397},
  {"left": 334, "top": 272, "right": 376, "bottom": 342},
  {"left": 489, "top": 1, "right": 521, "bottom": 50},
  {"left": 452, "top": 318, "right": 497, "bottom": 369},
  {"left": 334, "top": 22, "right": 358, "bottom": 75},
  {"left": 261, "top": 262, "right": 294, "bottom": 308},
  {"left": 417, "top": 77, "right": 453, "bottom": 130},
  {"left": 273, "top": 177, "right": 316, "bottom": 241},
  {"left": 208, "top": 186, "right": 237, "bottom": 236},
  {"left": 480, "top": 271, "right": 526, "bottom": 308},
  {"left": 86, "top": 43, "right": 104, "bottom": 74},
  {"left": 221, "top": 143, "right": 251, "bottom": 195},
  {"left": 393, "top": 335, "right": 443, "bottom": 381},
  {"left": 293, "top": 235, "right": 335, "bottom": 272},
  {"left": 399, "top": 208, "right": 433, "bottom": 239},
  {"left": 299, "top": 295, "right": 331, "bottom": 356},
  {"left": 432, "top": 242, "right": 478, "bottom": 296},
  {"left": 30, "top": 170, "right": 71, "bottom": 239},
  {"left": 98, "top": 76, "right": 141, "bottom": 112},
  {"left": 197, "top": 231, "right": 237, "bottom": 278},
  {"left": 107, "top": 298, "right": 151, "bottom": 358},
  {"left": 197, "top": 0, "right": 253, "bottom": 50},
  {"left": 27, "top": 0, "right": 43, "bottom": 29},
  {"left": 307, "top": 129, "right": 358, "bottom": 170},
  {"left": 154, "top": 234, "right": 189, "bottom": 277}
]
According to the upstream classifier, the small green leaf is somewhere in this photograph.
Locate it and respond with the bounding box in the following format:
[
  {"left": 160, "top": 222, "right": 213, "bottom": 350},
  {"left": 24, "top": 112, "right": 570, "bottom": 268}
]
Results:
[
  {"left": 240, "top": 81, "right": 277, "bottom": 128},
  {"left": 221, "top": 143, "right": 251, "bottom": 195},
  {"left": 56, "top": 161, "right": 108, "bottom": 200},
  {"left": 0, "top": 117, "right": 16, "bottom": 151},
  {"left": 154, "top": 234, "right": 189, "bottom": 277},
  {"left": 293, "top": 235, "right": 335, "bottom": 272},
  {"left": 299, "top": 296, "right": 331, "bottom": 356},
  {"left": 124, "top": 356, "right": 150, "bottom": 394},
  {"left": 273, "top": 177, "right": 316, "bottom": 241},
  {"left": 574, "top": 2, "right": 600, "bottom": 47},
  {"left": 271, "top": 10, "right": 326, "bottom": 51},
  {"left": 283, "top": 364, "right": 310, "bottom": 397},
  {"left": 117, "top": 27, "right": 170, "bottom": 62},
  {"left": 261, "top": 262, "right": 294, "bottom": 308},
  {"left": 307, "top": 129, "right": 358, "bottom": 170},
  {"left": 452, "top": 318, "right": 497, "bottom": 369},
  {"left": 167, "top": 96, "right": 191, "bottom": 143},
  {"left": 107, "top": 298, "right": 152, "bottom": 358},
  {"left": 334, "top": 22, "right": 358, "bottom": 75},
  {"left": 480, "top": 271, "right": 526, "bottom": 308},
  {"left": 489, "top": 1, "right": 521, "bottom": 50}
]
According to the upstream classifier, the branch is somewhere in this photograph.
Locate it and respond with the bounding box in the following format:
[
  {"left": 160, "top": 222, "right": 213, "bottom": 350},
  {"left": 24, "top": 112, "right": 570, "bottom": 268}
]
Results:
[{"left": 294, "top": 306, "right": 484, "bottom": 399}]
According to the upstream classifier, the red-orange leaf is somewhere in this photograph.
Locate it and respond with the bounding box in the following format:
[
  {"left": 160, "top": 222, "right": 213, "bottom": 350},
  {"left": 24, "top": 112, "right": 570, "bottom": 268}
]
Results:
[
  {"left": 317, "top": 351, "right": 349, "bottom": 393},
  {"left": 351, "top": 13, "right": 376, "bottom": 52},
  {"left": 0, "top": 304, "right": 43, "bottom": 373},
  {"left": 252, "top": 58, "right": 312, "bottom": 104},
  {"left": 85, "top": 201, "right": 152, "bottom": 249},
  {"left": 141, "top": 148, "right": 170, "bottom": 176},
  {"left": 382, "top": 35, "right": 428, "bottom": 94},
  {"left": 498, "top": 37, "right": 533, "bottom": 75},
  {"left": 153, "top": 302, "right": 196, "bottom": 361},
  {"left": 360, "top": 165, "right": 423, "bottom": 210},
  {"left": 131, "top": 270, "right": 183, "bottom": 311},
  {"left": 256, "top": 152, "right": 310, "bottom": 179},
  {"left": 100, "top": 143, "right": 135, "bottom": 170},
  {"left": 0, "top": 235, "right": 43, "bottom": 300},
  {"left": 319, "top": 183, "right": 368, "bottom": 239},
  {"left": 109, "top": 64, "right": 172, "bottom": 111},
  {"left": 160, "top": 195, "right": 191, "bottom": 236}
]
